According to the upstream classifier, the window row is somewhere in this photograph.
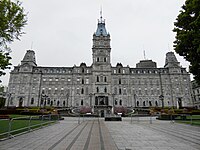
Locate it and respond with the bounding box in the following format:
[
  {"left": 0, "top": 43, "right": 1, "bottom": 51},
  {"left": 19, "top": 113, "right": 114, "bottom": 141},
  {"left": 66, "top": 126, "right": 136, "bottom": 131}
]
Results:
[
  {"left": 112, "top": 69, "right": 169, "bottom": 74},
  {"left": 42, "top": 77, "right": 90, "bottom": 84},
  {"left": 96, "top": 76, "right": 107, "bottom": 82},
  {"left": 33, "top": 68, "right": 91, "bottom": 74},
  {"left": 96, "top": 57, "right": 107, "bottom": 62}
]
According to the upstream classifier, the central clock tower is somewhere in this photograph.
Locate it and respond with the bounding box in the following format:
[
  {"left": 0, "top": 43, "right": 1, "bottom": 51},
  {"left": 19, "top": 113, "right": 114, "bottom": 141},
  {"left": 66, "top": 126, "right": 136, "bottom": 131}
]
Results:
[
  {"left": 91, "top": 13, "right": 112, "bottom": 116},
  {"left": 92, "top": 15, "right": 111, "bottom": 70}
]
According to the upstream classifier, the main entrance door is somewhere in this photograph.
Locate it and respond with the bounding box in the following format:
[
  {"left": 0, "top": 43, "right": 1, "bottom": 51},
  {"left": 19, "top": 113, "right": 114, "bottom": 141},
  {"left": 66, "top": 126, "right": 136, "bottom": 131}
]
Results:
[
  {"left": 95, "top": 96, "right": 108, "bottom": 105},
  {"left": 94, "top": 96, "right": 112, "bottom": 117}
]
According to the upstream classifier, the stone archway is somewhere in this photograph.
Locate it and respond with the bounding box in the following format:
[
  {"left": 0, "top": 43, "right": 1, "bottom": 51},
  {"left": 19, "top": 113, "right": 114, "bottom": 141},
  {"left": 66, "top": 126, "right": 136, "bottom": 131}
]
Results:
[{"left": 19, "top": 97, "right": 23, "bottom": 107}]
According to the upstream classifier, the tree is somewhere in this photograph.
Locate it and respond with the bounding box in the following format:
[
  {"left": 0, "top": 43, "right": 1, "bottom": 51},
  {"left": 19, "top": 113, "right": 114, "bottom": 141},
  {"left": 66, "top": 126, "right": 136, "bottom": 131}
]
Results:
[
  {"left": 0, "top": 0, "right": 27, "bottom": 81},
  {"left": 173, "top": 0, "right": 200, "bottom": 84}
]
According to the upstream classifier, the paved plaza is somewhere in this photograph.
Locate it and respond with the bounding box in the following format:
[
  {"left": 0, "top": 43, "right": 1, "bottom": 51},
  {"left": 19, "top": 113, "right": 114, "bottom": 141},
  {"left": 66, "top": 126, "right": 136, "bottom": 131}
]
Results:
[{"left": 0, "top": 117, "right": 199, "bottom": 150}]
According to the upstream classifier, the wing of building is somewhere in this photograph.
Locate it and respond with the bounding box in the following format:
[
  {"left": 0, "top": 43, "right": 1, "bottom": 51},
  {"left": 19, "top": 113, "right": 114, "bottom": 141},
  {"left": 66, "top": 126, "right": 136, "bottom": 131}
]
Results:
[{"left": 6, "top": 14, "right": 193, "bottom": 115}]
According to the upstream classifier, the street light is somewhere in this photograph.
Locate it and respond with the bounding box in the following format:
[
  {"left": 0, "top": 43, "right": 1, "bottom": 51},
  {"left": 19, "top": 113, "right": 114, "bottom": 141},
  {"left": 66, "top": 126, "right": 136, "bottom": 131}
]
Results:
[
  {"left": 66, "top": 93, "right": 69, "bottom": 107},
  {"left": 112, "top": 93, "right": 115, "bottom": 115},
  {"left": 89, "top": 93, "right": 93, "bottom": 113},
  {"left": 134, "top": 94, "right": 136, "bottom": 108},
  {"left": 89, "top": 93, "right": 93, "bottom": 107},
  {"left": 159, "top": 95, "right": 164, "bottom": 108},
  {"left": 6, "top": 93, "right": 11, "bottom": 108},
  {"left": 40, "top": 94, "right": 48, "bottom": 108}
]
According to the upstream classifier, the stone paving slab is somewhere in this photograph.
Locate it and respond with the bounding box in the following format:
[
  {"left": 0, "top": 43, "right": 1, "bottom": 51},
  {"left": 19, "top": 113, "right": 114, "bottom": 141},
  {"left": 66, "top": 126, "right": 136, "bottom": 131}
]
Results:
[
  {"left": 0, "top": 117, "right": 117, "bottom": 150},
  {"left": 0, "top": 117, "right": 199, "bottom": 150},
  {"left": 105, "top": 117, "right": 200, "bottom": 150}
]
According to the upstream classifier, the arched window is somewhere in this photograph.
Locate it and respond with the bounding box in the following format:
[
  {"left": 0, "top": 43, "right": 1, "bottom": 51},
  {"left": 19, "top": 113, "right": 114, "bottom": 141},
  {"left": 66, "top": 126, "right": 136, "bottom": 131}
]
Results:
[
  {"left": 104, "top": 57, "right": 107, "bottom": 62},
  {"left": 96, "top": 87, "right": 99, "bottom": 93},
  {"left": 104, "top": 77, "right": 107, "bottom": 82},
  {"left": 82, "top": 79, "right": 84, "bottom": 84},
  {"left": 81, "top": 88, "right": 84, "bottom": 94},
  {"left": 143, "top": 101, "right": 146, "bottom": 106},
  {"left": 119, "top": 78, "right": 121, "bottom": 84},
  {"left": 57, "top": 100, "right": 60, "bottom": 106},
  {"left": 119, "top": 100, "right": 122, "bottom": 105},
  {"left": 155, "top": 101, "right": 158, "bottom": 106},
  {"left": 81, "top": 100, "right": 83, "bottom": 105},
  {"left": 149, "top": 101, "right": 152, "bottom": 106},
  {"left": 82, "top": 68, "right": 84, "bottom": 73},
  {"left": 119, "top": 88, "right": 122, "bottom": 95},
  {"left": 63, "top": 101, "right": 66, "bottom": 106},
  {"left": 97, "top": 57, "right": 99, "bottom": 62},
  {"left": 104, "top": 87, "right": 107, "bottom": 93},
  {"left": 137, "top": 101, "right": 139, "bottom": 107},
  {"left": 97, "top": 76, "right": 99, "bottom": 82},
  {"left": 31, "top": 98, "right": 34, "bottom": 104},
  {"left": 115, "top": 99, "right": 118, "bottom": 105}
]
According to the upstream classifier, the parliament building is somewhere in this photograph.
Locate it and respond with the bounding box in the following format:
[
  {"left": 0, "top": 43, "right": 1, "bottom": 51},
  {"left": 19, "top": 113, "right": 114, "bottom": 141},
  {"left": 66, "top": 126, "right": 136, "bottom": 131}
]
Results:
[{"left": 6, "top": 15, "right": 193, "bottom": 115}]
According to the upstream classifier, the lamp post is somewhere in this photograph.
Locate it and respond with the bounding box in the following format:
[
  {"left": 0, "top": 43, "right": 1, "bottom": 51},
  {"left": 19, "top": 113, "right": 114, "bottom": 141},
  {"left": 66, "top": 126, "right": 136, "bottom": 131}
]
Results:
[
  {"left": 112, "top": 93, "right": 115, "bottom": 115},
  {"left": 66, "top": 93, "right": 69, "bottom": 108},
  {"left": 6, "top": 93, "right": 11, "bottom": 108},
  {"left": 44, "top": 95, "right": 48, "bottom": 107},
  {"left": 38, "top": 70, "right": 43, "bottom": 107},
  {"left": 159, "top": 95, "right": 164, "bottom": 108},
  {"left": 134, "top": 94, "right": 136, "bottom": 108},
  {"left": 89, "top": 93, "right": 93, "bottom": 107},
  {"left": 89, "top": 93, "right": 93, "bottom": 113}
]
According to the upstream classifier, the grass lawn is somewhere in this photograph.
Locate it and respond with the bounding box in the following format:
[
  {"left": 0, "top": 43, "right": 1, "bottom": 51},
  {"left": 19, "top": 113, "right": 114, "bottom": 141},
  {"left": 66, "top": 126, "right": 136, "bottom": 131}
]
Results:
[
  {"left": 175, "top": 115, "right": 200, "bottom": 120},
  {"left": 0, "top": 115, "right": 56, "bottom": 139},
  {"left": 175, "top": 115, "right": 200, "bottom": 126},
  {"left": 176, "top": 120, "right": 200, "bottom": 126}
]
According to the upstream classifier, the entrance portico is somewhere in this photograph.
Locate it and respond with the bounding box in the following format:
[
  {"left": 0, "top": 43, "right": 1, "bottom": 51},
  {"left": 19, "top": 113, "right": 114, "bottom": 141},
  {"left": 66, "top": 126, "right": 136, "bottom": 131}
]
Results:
[{"left": 93, "top": 95, "right": 112, "bottom": 117}]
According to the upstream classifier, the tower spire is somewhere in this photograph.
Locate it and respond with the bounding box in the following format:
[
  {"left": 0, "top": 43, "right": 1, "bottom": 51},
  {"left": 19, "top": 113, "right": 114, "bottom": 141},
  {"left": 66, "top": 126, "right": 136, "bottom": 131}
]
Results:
[
  {"left": 95, "top": 9, "right": 108, "bottom": 36},
  {"left": 100, "top": 6, "right": 103, "bottom": 23}
]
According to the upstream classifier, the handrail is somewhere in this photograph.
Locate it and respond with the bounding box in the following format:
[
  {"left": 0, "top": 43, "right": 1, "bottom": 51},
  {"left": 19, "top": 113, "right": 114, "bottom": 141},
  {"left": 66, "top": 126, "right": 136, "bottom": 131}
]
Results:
[{"left": 0, "top": 114, "right": 60, "bottom": 141}]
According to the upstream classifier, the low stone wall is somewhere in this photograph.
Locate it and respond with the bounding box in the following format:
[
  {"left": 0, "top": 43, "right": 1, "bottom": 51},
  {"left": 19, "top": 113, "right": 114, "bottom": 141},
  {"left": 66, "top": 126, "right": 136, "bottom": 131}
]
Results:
[{"left": 105, "top": 117, "right": 122, "bottom": 121}]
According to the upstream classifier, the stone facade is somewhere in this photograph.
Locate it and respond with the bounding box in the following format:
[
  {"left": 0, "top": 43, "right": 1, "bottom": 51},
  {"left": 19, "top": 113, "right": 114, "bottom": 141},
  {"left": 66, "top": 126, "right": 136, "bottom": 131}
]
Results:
[
  {"left": 191, "top": 80, "right": 200, "bottom": 109},
  {"left": 6, "top": 15, "right": 192, "bottom": 112}
]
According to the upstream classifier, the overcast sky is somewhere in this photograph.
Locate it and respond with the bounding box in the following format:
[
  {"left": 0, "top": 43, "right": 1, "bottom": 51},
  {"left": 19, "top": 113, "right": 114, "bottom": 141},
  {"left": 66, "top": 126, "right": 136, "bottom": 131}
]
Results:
[{"left": 1, "top": 0, "right": 189, "bottom": 86}]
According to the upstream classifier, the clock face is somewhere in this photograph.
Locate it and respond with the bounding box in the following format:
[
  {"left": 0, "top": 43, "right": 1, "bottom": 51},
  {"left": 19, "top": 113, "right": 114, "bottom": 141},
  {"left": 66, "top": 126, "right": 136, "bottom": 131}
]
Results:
[{"left": 99, "top": 41, "right": 103, "bottom": 45}]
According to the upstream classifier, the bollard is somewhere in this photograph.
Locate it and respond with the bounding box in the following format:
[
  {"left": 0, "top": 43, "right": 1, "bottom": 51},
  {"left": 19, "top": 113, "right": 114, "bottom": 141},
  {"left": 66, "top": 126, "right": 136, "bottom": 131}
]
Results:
[
  {"left": 8, "top": 118, "right": 13, "bottom": 138},
  {"left": 150, "top": 116, "right": 152, "bottom": 124},
  {"left": 131, "top": 114, "right": 133, "bottom": 124},
  {"left": 40, "top": 115, "right": 44, "bottom": 128},
  {"left": 28, "top": 116, "right": 32, "bottom": 131},
  {"left": 78, "top": 114, "right": 80, "bottom": 124}
]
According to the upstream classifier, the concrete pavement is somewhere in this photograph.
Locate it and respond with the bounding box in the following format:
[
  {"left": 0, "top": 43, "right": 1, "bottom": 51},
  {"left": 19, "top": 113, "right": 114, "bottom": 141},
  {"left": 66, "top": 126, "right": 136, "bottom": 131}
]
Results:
[{"left": 0, "top": 117, "right": 199, "bottom": 150}]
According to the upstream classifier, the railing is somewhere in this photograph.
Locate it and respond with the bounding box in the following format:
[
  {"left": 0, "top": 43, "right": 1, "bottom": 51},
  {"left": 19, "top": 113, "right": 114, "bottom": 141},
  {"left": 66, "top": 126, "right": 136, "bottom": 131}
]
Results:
[
  {"left": 0, "top": 114, "right": 60, "bottom": 141},
  {"left": 130, "top": 114, "right": 156, "bottom": 124}
]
